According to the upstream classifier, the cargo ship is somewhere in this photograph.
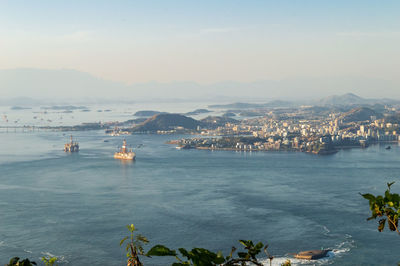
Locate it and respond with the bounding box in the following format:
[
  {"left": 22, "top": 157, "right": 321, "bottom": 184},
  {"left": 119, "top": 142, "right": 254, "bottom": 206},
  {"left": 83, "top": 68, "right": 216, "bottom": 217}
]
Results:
[
  {"left": 114, "top": 139, "right": 136, "bottom": 160},
  {"left": 64, "top": 135, "right": 79, "bottom": 152}
]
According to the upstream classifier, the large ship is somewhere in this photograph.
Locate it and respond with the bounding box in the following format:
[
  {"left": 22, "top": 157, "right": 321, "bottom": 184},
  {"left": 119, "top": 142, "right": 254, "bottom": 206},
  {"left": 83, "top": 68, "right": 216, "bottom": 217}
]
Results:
[
  {"left": 114, "top": 139, "right": 136, "bottom": 160},
  {"left": 64, "top": 135, "right": 79, "bottom": 152}
]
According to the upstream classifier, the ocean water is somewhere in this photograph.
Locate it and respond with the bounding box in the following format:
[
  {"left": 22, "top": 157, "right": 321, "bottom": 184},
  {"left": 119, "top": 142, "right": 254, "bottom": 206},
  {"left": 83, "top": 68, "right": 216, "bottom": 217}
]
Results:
[
  {"left": 0, "top": 102, "right": 223, "bottom": 127},
  {"left": 0, "top": 130, "right": 400, "bottom": 265}
]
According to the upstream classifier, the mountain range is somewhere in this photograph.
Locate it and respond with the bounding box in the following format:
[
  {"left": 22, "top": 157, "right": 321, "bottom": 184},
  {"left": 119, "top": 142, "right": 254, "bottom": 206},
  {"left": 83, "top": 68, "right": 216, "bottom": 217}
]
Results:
[
  {"left": 1, "top": 68, "right": 400, "bottom": 102},
  {"left": 316, "top": 93, "right": 400, "bottom": 106}
]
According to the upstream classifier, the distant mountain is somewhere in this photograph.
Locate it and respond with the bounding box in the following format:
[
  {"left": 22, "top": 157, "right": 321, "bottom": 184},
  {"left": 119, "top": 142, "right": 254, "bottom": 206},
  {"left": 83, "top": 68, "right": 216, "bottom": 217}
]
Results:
[
  {"left": 339, "top": 107, "right": 382, "bottom": 122},
  {"left": 318, "top": 93, "right": 366, "bottom": 106},
  {"left": 185, "top": 109, "right": 211, "bottom": 116},
  {"left": 208, "top": 102, "right": 264, "bottom": 109},
  {"left": 134, "top": 110, "right": 166, "bottom": 117},
  {"left": 222, "top": 112, "right": 236, "bottom": 117},
  {"left": 317, "top": 93, "right": 400, "bottom": 106},
  {"left": 2, "top": 68, "right": 400, "bottom": 101},
  {"left": 130, "top": 113, "right": 202, "bottom": 132},
  {"left": 208, "top": 100, "right": 294, "bottom": 109},
  {"left": 264, "top": 100, "right": 294, "bottom": 108}
]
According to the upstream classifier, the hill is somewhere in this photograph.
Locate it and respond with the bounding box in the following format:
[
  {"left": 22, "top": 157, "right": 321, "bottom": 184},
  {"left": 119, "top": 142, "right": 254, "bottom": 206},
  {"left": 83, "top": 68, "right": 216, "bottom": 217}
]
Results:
[
  {"left": 185, "top": 109, "right": 211, "bottom": 116},
  {"left": 316, "top": 93, "right": 400, "bottom": 106},
  {"left": 384, "top": 112, "right": 400, "bottom": 124},
  {"left": 130, "top": 113, "right": 202, "bottom": 132},
  {"left": 200, "top": 116, "right": 239, "bottom": 128},
  {"left": 318, "top": 93, "right": 367, "bottom": 106},
  {"left": 208, "top": 100, "right": 294, "bottom": 109},
  {"left": 208, "top": 102, "right": 264, "bottom": 109},
  {"left": 134, "top": 110, "right": 166, "bottom": 117},
  {"left": 340, "top": 107, "right": 382, "bottom": 122}
]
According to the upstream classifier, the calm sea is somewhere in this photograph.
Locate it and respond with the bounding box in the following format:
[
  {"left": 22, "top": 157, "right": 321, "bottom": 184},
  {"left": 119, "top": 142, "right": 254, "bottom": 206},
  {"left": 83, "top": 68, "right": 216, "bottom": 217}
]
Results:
[{"left": 0, "top": 109, "right": 400, "bottom": 265}]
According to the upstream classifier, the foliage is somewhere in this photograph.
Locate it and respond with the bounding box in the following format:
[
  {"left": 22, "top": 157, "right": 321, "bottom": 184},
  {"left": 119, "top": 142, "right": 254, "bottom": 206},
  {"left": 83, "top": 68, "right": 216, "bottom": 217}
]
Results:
[
  {"left": 361, "top": 182, "right": 399, "bottom": 234},
  {"left": 146, "top": 239, "right": 273, "bottom": 266},
  {"left": 7, "top": 257, "right": 37, "bottom": 266},
  {"left": 281, "top": 259, "right": 292, "bottom": 266},
  {"left": 120, "top": 224, "right": 149, "bottom": 266},
  {"left": 41, "top": 256, "right": 58, "bottom": 266}
]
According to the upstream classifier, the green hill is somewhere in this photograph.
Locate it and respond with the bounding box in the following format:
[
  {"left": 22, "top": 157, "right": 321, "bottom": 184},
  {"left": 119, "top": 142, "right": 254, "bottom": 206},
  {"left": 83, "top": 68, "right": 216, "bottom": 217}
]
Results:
[
  {"left": 130, "top": 113, "right": 202, "bottom": 132},
  {"left": 340, "top": 107, "right": 382, "bottom": 122}
]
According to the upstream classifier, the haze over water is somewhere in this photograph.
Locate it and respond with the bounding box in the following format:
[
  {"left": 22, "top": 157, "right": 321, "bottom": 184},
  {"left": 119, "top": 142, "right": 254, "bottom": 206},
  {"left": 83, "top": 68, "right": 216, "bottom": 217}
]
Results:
[{"left": 1, "top": 126, "right": 399, "bottom": 265}]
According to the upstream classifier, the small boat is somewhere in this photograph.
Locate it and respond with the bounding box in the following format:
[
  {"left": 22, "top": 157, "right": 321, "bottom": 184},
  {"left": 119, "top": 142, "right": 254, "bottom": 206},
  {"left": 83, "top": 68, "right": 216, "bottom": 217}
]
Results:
[
  {"left": 386, "top": 146, "right": 391, "bottom": 150},
  {"left": 294, "top": 249, "right": 331, "bottom": 260}
]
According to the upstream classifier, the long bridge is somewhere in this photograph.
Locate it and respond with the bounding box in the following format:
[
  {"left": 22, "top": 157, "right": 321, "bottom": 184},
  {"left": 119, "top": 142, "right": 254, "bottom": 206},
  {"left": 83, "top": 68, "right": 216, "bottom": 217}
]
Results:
[{"left": 0, "top": 126, "right": 44, "bottom": 133}]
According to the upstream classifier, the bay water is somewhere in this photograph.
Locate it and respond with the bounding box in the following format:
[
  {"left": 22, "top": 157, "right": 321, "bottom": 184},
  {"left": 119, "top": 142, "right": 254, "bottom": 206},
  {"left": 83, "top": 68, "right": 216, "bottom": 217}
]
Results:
[{"left": 0, "top": 130, "right": 400, "bottom": 265}]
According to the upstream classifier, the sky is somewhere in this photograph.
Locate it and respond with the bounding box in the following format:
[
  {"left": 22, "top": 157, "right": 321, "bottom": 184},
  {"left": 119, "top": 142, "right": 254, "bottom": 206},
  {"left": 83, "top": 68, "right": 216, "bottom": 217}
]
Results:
[{"left": 0, "top": 0, "right": 399, "bottom": 99}]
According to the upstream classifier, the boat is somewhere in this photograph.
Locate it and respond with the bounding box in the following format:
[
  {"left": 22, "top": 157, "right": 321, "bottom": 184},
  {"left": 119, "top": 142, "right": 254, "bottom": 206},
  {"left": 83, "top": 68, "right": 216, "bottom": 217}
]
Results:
[
  {"left": 64, "top": 135, "right": 79, "bottom": 152},
  {"left": 386, "top": 146, "right": 391, "bottom": 150},
  {"left": 294, "top": 249, "right": 331, "bottom": 260},
  {"left": 114, "top": 139, "right": 136, "bottom": 160}
]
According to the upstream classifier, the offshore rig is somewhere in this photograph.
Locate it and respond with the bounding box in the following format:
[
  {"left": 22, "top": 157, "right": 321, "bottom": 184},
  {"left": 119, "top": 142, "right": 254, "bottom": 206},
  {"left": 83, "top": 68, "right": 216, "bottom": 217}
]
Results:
[
  {"left": 64, "top": 135, "right": 79, "bottom": 152},
  {"left": 114, "top": 139, "right": 135, "bottom": 160}
]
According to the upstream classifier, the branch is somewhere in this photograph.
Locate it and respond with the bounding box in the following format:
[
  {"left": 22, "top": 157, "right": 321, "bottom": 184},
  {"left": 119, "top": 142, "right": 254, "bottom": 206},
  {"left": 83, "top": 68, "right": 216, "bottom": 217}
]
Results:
[{"left": 387, "top": 216, "right": 400, "bottom": 235}]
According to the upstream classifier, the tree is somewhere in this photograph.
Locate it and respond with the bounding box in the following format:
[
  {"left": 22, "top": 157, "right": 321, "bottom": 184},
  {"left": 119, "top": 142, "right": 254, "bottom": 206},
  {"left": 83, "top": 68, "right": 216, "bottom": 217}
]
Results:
[
  {"left": 120, "top": 224, "right": 149, "bottom": 266},
  {"left": 361, "top": 182, "right": 399, "bottom": 234}
]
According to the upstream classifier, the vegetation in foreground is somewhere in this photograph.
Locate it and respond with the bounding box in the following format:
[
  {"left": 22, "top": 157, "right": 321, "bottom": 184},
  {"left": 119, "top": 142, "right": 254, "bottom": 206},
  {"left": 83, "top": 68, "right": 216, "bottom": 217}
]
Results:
[
  {"left": 362, "top": 182, "right": 399, "bottom": 234},
  {"left": 362, "top": 182, "right": 400, "bottom": 266}
]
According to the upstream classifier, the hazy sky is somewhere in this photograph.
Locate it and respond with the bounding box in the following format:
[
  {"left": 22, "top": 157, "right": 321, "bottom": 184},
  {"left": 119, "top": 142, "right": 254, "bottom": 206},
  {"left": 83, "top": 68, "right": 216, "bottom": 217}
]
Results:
[{"left": 0, "top": 1, "right": 399, "bottom": 98}]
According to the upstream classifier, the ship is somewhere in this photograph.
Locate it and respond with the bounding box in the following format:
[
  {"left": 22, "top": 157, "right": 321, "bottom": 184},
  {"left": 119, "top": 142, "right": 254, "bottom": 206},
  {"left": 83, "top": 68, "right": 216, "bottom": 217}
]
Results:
[
  {"left": 114, "top": 139, "right": 136, "bottom": 160},
  {"left": 64, "top": 135, "right": 79, "bottom": 152}
]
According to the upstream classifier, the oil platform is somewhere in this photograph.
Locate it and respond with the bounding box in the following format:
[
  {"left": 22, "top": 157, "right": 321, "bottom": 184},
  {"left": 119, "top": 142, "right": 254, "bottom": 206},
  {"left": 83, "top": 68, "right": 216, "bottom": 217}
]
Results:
[
  {"left": 114, "top": 139, "right": 135, "bottom": 160},
  {"left": 64, "top": 135, "right": 79, "bottom": 152}
]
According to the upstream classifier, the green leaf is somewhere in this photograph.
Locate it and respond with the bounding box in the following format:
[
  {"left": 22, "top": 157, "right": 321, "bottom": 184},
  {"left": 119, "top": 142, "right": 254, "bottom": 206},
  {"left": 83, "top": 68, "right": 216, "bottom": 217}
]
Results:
[
  {"left": 136, "top": 234, "right": 149, "bottom": 244},
  {"left": 9, "top": 257, "right": 20, "bottom": 265},
  {"left": 227, "top": 246, "right": 236, "bottom": 260},
  {"left": 178, "top": 248, "right": 190, "bottom": 258},
  {"left": 361, "top": 193, "right": 376, "bottom": 202},
  {"left": 255, "top": 242, "right": 264, "bottom": 250},
  {"left": 138, "top": 245, "right": 145, "bottom": 255},
  {"left": 239, "top": 239, "right": 251, "bottom": 247},
  {"left": 120, "top": 236, "right": 129, "bottom": 246},
  {"left": 146, "top": 245, "right": 177, "bottom": 257}
]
